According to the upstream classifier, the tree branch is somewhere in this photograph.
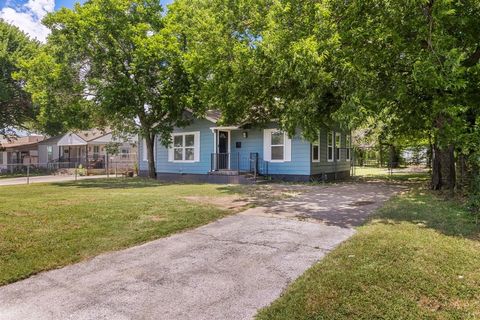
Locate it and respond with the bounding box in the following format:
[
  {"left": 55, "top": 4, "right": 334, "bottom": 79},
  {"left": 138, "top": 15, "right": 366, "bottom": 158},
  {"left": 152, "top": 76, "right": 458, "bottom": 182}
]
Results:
[{"left": 462, "top": 46, "right": 480, "bottom": 67}]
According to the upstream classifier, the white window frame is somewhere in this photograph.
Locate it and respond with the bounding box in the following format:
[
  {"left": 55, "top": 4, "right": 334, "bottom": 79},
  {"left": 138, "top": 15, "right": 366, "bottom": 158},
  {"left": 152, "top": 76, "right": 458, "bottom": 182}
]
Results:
[
  {"left": 47, "top": 146, "right": 53, "bottom": 162},
  {"left": 335, "top": 132, "right": 342, "bottom": 161},
  {"left": 169, "top": 131, "right": 200, "bottom": 163},
  {"left": 142, "top": 139, "right": 148, "bottom": 161},
  {"left": 327, "top": 131, "right": 334, "bottom": 162},
  {"left": 263, "top": 129, "right": 292, "bottom": 162},
  {"left": 312, "top": 134, "right": 320, "bottom": 162},
  {"left": 346, "top": 134, "right": 351, "bottom": 161},
  {"left": 270, "top": 131, "right": 285, "bottom": 162}
]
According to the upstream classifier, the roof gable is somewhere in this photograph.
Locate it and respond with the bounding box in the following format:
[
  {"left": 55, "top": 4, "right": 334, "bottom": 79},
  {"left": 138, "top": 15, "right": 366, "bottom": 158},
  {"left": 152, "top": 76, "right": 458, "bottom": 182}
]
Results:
[{"left": 57, "top": 133, "right": 87, "bottom": 146}]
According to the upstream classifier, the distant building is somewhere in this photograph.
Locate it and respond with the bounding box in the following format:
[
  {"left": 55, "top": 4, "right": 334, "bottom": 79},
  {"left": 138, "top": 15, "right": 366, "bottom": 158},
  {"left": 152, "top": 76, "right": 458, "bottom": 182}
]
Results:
[
  {"left": 38, "top": 129, "right": 137, "bottom": 169},
  {"left": 0, "top": 136, "right": 45, "bottom": 170}
]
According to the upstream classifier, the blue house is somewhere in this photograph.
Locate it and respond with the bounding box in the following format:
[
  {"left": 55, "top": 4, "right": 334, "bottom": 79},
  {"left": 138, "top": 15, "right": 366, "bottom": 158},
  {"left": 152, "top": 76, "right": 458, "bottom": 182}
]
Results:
[{"left": 139, "top": 111, "right": 351, "bottom": 183}]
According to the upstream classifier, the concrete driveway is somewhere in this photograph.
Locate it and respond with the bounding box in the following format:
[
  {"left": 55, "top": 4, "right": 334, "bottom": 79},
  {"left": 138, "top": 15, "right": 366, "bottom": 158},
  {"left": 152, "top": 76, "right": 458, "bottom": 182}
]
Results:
[{"left": 0, "top": 181, "right": 402, "bottom": 320}]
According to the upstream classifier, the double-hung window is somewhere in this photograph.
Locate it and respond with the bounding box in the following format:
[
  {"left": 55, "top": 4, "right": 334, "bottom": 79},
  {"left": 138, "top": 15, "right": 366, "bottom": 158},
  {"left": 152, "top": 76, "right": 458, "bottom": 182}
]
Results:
[
  {"left": 327, "top": 131, "right": 334, "bottom": 162},
  {"left": 271, "top": 131, "right": 285, "bottom": 161},
  {"left": 335, "top": 132, "right": 342, "bottom": 161},
  {"left": 169, "top": 132, "right": 200, "bottom": 162},
  {"left": 346, "top": 134, "right": 351, "bottom": 161},
  {"left": 47, "top": 146, "right": 53, "bottom": 162},
  {"left": 312, "top": 134, "right": 320, "bottom": 162},
  {"left": 93, "top": 145, "right": 100, "bottom": 160},
  {"left": 263, "top": 129, "right": 292, "bottom": 162}
]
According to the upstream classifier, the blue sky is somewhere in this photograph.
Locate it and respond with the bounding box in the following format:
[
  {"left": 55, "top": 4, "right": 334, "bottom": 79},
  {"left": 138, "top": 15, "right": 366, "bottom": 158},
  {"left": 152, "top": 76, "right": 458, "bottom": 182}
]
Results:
[{"left": 0, "top": 0, "right": 173, "bottom": 42}]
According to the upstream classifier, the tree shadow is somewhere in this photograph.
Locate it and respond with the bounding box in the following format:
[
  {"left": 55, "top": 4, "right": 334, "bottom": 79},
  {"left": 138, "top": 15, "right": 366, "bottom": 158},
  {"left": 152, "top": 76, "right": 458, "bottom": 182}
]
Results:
[
  {"left": 50, "top": 177, "right": 190, "bottom": 189},
  {"left": 220, "top": 181, "right": 408, "bottom": 229},
  {"left": 371, "top": 189, "right": 480, "bottom": 241}
]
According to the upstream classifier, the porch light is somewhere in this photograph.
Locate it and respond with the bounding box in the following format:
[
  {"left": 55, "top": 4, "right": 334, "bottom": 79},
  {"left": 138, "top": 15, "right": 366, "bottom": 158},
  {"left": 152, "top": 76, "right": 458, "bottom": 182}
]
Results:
[{"left": 242, "top": 131, "right": 248, "bottom": 139}]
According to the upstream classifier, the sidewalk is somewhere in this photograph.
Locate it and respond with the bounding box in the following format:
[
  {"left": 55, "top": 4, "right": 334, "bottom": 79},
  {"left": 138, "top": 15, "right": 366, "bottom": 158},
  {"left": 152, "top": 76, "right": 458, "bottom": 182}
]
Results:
[{"left": 0, "top": 175, "right": 112, "bottom": 186}]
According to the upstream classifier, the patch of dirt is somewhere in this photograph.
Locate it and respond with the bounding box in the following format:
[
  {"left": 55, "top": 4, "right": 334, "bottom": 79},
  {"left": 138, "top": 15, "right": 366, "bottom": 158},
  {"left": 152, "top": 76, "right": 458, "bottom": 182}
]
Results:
[
  {"left": 349, "top": 200, "right": 376, "bottom": 207},
  {"left": 183, "top": 195, "right": 252, "bottom": 211}
]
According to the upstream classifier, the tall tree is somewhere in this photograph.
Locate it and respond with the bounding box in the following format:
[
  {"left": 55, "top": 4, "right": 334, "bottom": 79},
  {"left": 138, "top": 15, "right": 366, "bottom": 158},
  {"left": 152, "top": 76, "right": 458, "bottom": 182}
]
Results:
[
  {"left": 169, "top": 0, "right": 343, "bottom": 141},
  {"left": 22, "top": 0, "right": 196, "bottom": 178},
  {"left": 328, "top": 0, "right": 480, "bottom": 190},
  {"left": 0, "top": 20, "right": 38, "bottom": 137}
]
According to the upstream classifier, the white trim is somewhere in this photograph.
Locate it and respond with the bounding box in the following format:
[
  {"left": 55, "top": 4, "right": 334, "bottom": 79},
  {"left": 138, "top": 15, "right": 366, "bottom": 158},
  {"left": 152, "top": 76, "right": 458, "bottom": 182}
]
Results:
[
  {"left": 335, "top": 132, "right": 342, "bottom": 161},
  {"left": 346, "top": 134, "right": 351, "bottom": 161},
  {"left": 142, "top": 139, "right": 148, "bottom": 161},
  {"left": 312, "top": 134, "right": 320, "bottom": 162},
  {"left": 216, "top": 130, "right": 231, "bottom": 169},
  {"left": 209, "top": 126, "right": 239, "bottom": 130},
  {"left": 263, "top": 129, "right": 292, "bottom": 162},
  {"left": 327, "top": 131, "right": 334, "bottom": 162},
  {"left": 169, "top": 131, "right": 200, "bottom": 163},
  {"left": 57, "top": 133, "right": 87, "bottom": 146}
]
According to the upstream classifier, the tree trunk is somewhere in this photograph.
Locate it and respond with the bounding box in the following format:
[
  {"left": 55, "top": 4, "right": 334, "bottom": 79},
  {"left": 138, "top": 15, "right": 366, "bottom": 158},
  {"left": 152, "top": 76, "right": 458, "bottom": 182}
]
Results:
[
  {"left": 379, "top": 145, "right": 384, "bottom": 167},
  {"left": 145, "top": 134, "right": 156, "bottom": 179},
  {"left": 431, "top": 144, "right": 442, "bottom": 190},
  {"left": 389, "top": 145, "right": 400, "bottom": 168},
  {"left": 427, "top": 136, "right": 433, "bottom": 169},
  {"left": 443, "top": 144, "right": 456, "bottom": 192},
  {"left": 431, "top": 143, "right": 456, "bottom": 192}
]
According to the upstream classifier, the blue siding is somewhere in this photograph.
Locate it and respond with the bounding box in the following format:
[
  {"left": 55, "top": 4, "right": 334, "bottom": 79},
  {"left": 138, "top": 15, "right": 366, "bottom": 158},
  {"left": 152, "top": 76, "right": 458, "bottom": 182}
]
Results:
[
  {"left": 138, "top": 120, "right": 350, "bottom": 177},
  {"left": 230, "top": 124, "right": 311, "bottom": 175},
  {"left": 156, "top": 119, "right": 214, "bottom": 174}
]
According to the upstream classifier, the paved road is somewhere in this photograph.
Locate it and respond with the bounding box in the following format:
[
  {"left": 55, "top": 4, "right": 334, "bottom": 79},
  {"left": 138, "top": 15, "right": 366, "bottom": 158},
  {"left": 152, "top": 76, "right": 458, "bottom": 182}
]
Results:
[
  {"left": 0, "top": 182, "right": 402, "bottom": 320},
  {"left": 0, "top": 174, "right": 112, "bottom": 186}
]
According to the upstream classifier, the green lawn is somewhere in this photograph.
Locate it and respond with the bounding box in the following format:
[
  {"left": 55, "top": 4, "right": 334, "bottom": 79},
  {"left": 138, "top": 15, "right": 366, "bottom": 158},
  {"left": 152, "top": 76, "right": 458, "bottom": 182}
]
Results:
[
  {"left": 354, "top": 166, "right": 430, "bottom": 182},
  {"left": 256, "top": 189, "right": 480, "bottom": 319},
  {"left": 0, "top": 178, "right": 238, "bottom": 285}
]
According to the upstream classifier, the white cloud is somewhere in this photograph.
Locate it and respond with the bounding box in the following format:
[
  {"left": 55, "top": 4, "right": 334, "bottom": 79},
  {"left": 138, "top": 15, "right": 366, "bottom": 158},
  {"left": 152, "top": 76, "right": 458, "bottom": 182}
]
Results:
[{"left": 0, "top": 0, "right": 55, "bottom": 42}]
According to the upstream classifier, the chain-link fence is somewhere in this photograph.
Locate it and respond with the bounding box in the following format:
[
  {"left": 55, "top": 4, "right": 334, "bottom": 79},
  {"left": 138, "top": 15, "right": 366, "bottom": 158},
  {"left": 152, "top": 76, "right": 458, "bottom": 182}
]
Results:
[{"left": 0, "top": 158, "right": 138, "bottom": 185}]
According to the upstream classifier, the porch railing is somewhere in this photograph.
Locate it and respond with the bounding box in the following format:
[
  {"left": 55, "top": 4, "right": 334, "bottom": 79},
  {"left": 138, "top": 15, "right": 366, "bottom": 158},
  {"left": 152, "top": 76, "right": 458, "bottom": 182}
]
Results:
[{"left": 210, "top": 152, "right": 269, "bottom": 177}]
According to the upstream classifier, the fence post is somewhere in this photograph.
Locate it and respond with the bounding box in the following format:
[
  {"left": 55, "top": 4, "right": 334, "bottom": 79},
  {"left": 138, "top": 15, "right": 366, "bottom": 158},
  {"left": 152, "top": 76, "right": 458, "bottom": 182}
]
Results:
[
  {"left": 26, "top": 163, "right": 30, "bottom": 185},
  {"left": 107, "top": 156, "right": 110, "bottom": 178},
  {"left": 115, "top": 162, "right": 118, "bottom": 178}
]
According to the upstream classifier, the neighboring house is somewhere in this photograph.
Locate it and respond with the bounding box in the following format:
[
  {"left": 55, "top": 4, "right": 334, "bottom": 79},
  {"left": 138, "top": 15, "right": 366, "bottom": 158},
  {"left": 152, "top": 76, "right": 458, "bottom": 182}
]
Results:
[
  {"left": 38, "top": 129, "right": 137, "bottom": 168},
  {"left": 138, "top": 111, "right": 352, "bottom": 183},
  {"left": 0, "top": 136, "right": 44, "bottom": 171}
]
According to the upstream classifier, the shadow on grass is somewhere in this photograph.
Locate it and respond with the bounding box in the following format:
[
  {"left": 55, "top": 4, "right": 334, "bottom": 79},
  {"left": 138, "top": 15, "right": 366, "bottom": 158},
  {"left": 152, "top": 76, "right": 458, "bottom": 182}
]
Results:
[
  {"left": 51, "top": 177, "right": 176, "bottom": 189},
  {"left": 372, "top": 188, "right": 480, "bottom": 240}
]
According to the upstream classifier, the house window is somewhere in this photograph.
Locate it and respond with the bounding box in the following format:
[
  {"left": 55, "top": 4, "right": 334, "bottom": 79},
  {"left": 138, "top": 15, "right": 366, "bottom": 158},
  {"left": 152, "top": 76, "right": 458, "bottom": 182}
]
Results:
[
  {"left": 47, "top": 146, "right": 53, "bottom": 162},
  {"left": 93, "top": 145, "right": 100, "bottom": 160},
  {"left": 327, "top": 131, "right": 334, "bottom": 162},
  {"left": 121, "top": 148, "right": 128, "bottom": 159},
  {"left": 346, "top": 135, "right": 351, "bottom": 161},
  {"left": 0, "top": 152, "right": 3, "bottom": 165},
  {"left": 170, "top": 132, "right": 199, "bottom": 162},
  {"left": 335, "top": 132, "right": 342, "bottom": 161},
  {"left": 271, "top": 131, "right": 285, "bottom": 161},
  {"left": 312, "top": 135, "right": 320, "bottom": 162},
  {"left": 263, "top": 129, "right": 292, "bottom": 162}
]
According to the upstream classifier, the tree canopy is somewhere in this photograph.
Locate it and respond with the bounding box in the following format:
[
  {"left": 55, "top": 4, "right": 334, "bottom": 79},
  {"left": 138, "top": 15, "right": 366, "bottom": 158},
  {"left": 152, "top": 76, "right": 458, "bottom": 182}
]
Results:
[
  {"left": 20, "top": 0, "right": 199, "bottom": 178},
  {"left": 15, "top": 0, "right": 480, "bottom": 189},
  {"left": 0, "top": 20, "right": 38, "bottom": 137}
]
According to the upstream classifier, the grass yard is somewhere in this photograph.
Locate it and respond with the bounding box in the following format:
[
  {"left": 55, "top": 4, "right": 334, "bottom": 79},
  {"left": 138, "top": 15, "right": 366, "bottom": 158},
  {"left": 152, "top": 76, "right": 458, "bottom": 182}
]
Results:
[
  {"left": 0, "top": 178, "right": 240, "bottom": 285},
  {"left": 354, "top": 166, "right": 430, "bottom": 182},
  {"left": 257, "top": 188, "right": 480, "bottom": 319}
]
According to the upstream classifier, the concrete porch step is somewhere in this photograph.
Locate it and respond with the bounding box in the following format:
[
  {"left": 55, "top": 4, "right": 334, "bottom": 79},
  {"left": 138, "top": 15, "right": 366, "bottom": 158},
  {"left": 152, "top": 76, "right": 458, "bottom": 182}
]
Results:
[{"left": 209, "top": 170, "right": 240, "bottom": 176}]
